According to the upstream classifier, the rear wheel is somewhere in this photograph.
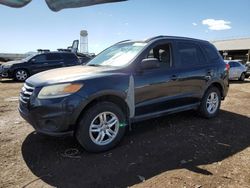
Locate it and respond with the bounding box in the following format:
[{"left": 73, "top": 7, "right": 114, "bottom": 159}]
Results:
[
  {"left": 14, "top": 69, "right": 29, "bottom": 81},
  {"left": 199, "top": 87, "right": 221, "bottom": 118},
  {"left": 76, "top": 102, "right": 127, "bottom": 152},
  {"left": 239, "top": 73, "right": 245, "bottom": 81}
]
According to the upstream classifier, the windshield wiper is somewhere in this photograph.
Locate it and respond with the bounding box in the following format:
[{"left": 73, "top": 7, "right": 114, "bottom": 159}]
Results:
[
  {"left": 87, "top": 64, "right": 114, "bottom": 67},
  {"left": 87, "top": 64, "right": 101, "bottom": 67}
]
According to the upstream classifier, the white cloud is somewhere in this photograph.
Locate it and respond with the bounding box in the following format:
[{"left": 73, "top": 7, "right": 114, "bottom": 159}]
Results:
[
  {"left": 192, "top": 22, "right": 198, "bottom": 26},
  {"left": 202, "top": 19, "right": 231, "bottom": 31}
]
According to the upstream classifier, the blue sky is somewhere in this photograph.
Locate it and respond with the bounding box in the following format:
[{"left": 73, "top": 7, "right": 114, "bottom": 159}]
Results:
[{"left": 0, "top": 0, "right": 250, "bottom": 54}]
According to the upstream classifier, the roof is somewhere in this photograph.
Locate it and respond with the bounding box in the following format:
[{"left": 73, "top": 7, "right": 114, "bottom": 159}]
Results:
[
  {"left": 212, "top": 38, "right": 250, "bottom": 51},
  {"left": 118, "top": 36, "right": 209, "bottom": 44},
  {"left": 145, "top": 36, "right": 208, "bottom": 43}
]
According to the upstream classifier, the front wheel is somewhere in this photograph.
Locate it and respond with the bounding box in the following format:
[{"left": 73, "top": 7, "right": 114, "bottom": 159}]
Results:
[
  {"left": 14, "top": 69, "right": 29, "bottom": 81},
  {"left": 76, "top": 102, "right": 127, "bottom": 152},
  {"left": 199, "top": 87, "right": 221, "bottom": 118}
]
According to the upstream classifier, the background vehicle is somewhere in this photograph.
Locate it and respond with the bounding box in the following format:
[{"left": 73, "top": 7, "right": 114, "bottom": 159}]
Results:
[
  {"left": 0, "top": 52, "right": 80, "bottom": 81},
  {"left": 19, "top": 36, "right": 229, "bottom": 152},
  {"left": 225, "top": 60, "right": 247, "bottom": 81}
]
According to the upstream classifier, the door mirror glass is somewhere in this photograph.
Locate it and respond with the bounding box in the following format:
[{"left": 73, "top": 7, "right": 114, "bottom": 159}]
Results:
[
  {"left": 30, "top": 58, "right": 36, "bottom": 63},
  {"left": 141, "top": 58, "right": 160, "bottom": 70}
]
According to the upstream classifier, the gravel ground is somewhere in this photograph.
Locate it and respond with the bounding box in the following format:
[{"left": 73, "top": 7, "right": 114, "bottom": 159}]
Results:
[{"left": 0, "top": 79, "right": 250, "bottom": 188}]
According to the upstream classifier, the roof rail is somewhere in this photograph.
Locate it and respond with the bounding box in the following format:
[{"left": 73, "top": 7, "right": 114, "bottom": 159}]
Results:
[
  {"left": 145, "top": 35, "right": 167, "bottom": 42},
  {"left": 116, "top": 40, "right": 131, "bottom": 44},
  {"left": 57, "top": 48, "right": 71, "bottom": 52},
  {"left": 37, "top": 49, "right": 50, "bottom": 53}
]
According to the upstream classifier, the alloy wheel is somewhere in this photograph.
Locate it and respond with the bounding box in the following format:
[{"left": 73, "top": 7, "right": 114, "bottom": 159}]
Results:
[
  {"left": 206, "top": 92, "right": 219, "bottom": 114},
  {"left": 16, "top": 70, "right": 28, "bottom": 81},
  {"left": 89, "top": 112, "right": 119, "bottom": 146}
]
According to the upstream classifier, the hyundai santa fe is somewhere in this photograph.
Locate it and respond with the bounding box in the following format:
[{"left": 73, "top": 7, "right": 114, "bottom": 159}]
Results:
[{"left": 19, "top": 36, "right": 229, "bottom": 152}]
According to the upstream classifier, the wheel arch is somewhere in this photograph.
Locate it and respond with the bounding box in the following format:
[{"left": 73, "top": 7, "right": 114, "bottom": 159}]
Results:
[
  {"left": 13, "top": 68, "right": 30, "bottom": 78},
  {"left": 206, "top": 81, "right": 224, "bottom": 99},
  {"left": 74, "top": 93, "right": 130, "bottom": 130}
]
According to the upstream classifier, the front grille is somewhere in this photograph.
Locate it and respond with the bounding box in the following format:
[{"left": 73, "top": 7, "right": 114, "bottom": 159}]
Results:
[{"left": 20, "top": 83, "right": 34, "bottom": 103}]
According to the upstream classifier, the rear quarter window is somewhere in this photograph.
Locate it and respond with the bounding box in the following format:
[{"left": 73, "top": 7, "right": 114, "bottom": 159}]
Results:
[{"left": 202, "top": 44, "right": 220, "bottom": 62}]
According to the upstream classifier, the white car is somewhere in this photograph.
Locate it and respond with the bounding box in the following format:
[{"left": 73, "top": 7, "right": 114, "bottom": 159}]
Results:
[{"left": 225, "top": 60, "right": 247, "bottom": 81}]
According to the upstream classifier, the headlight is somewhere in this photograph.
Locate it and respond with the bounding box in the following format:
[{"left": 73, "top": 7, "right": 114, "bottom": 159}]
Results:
[{"left": 38, "top": 83, "right": 83, "bottom": 99}]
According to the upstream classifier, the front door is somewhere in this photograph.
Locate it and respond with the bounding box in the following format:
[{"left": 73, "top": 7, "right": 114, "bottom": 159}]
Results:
[
  {"left": 30, "top": 54, "right": 48, "bottom": 74},
  {"left": 134, "top": 42, "right": 181, "bottom": 116}
]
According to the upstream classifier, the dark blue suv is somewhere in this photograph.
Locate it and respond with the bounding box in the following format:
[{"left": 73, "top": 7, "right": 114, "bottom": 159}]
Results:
[
  {"left": 19, "top": 36, "right": 229, "bottom": 152},
  {"left": 0, "top": 52, "right": 80, "bottom": 81}
]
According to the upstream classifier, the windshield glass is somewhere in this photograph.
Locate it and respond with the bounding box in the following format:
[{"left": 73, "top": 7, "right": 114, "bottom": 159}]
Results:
[{"left": 87, "top": 42, "right": 147, "bottom": 67}]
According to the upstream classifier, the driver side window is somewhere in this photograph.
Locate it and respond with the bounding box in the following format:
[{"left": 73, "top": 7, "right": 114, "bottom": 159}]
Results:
[
  {"left": 32, "top": 55, "right": 46, "bottom": 63},
  {"left": 147, "top": 43, "right": 172, "bottom": 68}
]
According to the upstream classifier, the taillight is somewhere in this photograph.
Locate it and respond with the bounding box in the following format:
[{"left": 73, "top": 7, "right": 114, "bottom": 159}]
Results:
[{"left": 225, "top": 63, "right": 230, "bottom": 71}]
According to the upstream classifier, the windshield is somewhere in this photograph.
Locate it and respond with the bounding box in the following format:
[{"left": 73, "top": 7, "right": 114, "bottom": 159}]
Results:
[{"left": 87, "top": 42, "right": 147, "bottom": 67}]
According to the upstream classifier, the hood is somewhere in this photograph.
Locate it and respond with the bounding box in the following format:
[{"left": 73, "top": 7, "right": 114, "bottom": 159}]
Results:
[
  {"left": 2, "top": 60, "right": 24, "bottom": 67},
  {"left": 26, "top": 65, "right": 118, "bottom": 87}
]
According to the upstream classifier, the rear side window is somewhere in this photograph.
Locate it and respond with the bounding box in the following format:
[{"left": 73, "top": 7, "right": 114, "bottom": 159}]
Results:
[
  {"left": 203, "top": 44, "right": 220, "bottom": 61},
  {"left": 46, "top": 53, "right": 62, "bottom": 61},
  {"left": 177, "top": 42, "right": 205, "bottom": 66}
]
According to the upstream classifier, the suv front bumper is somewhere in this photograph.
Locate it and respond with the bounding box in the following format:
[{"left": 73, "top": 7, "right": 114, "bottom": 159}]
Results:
[
  {"left": 0, "top": 65, "right": 11, "bottom": 78},
  {"left": 19, "top": 92, "right": 85, "bottom": 136}
]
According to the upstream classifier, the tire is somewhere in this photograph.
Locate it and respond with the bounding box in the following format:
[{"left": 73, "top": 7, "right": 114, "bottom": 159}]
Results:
[
  {"left": 239, "top": 73, "right": 245, "bottom": 81},
  {"left": 199, "top": 87, "right": 221, "bottom": 119},
  {"left": 75, "top": 102, "right": 127, "bottom": 152},
  {"left": 14, "top": 69, "right": 29, "bottom": 81}
]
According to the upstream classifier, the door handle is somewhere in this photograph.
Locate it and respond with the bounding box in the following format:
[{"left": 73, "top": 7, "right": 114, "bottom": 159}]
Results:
[
  {"left": 171, "top": 75, "right": 178, "bottom": 81},
  {"left": 206, "top": 69, "right": 213, "bottom": 75},
  {"left": 207, "top": 69, "right": 213, "bottom": 75}
]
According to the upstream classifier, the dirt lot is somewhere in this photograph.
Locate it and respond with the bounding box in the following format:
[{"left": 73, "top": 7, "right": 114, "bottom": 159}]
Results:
[{"left": 0, "top": 79, "right": 250, "bottom": 188}]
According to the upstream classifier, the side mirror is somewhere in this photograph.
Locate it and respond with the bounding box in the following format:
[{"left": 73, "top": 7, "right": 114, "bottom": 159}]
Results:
[
  {"left": 141, "top": 58, "right": 160, "bottom": 70},
  {"left": 30, "top": 59, "right": 36, "bottom": 63}
]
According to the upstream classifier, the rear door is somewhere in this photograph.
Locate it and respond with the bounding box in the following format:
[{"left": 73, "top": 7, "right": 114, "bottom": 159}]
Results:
[
  {"left": 228, "top": 62, "right": 238, "bottom": 78},
  {"left": 44, "top": 53, "right": 64, "bottom": 71},
  {"left": 62, "top": 53, "right": 79, "bottom": 66},
  {"left": 174, "top": 41, "right": 213, "bottom": 104},
  {"left": 234, "top": 62, "right": 244, "bottom": 78}
]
